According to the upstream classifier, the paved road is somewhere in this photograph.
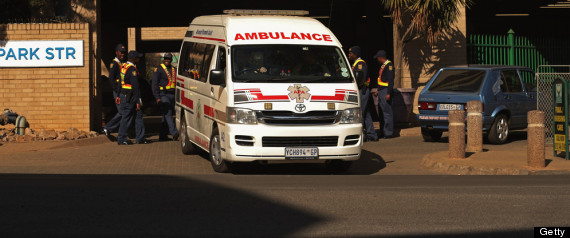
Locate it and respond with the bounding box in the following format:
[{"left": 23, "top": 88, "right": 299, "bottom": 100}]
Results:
[{"left": 1, "top": 175, "right": 568, "bottom": 237}]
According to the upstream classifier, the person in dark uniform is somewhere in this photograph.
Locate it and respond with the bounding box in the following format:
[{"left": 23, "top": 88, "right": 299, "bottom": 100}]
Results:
[
  {"left": 152, "top": 53, "right": 179, "bottom": 141},
  {"left": 117, "top": 50, "right": 151, "bottom": 145},
  {"left": 348, "top": 46, "right": 378, "bottom": 141},
  {"left": 102, "top": 43, "right": 127, "bottom": 137},
  {"left": 372, "top": 50, "right": 395, "bottom": 138}
]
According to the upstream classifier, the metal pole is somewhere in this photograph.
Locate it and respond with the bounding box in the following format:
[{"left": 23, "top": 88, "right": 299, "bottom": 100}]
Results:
[{"left": 508, "top": 29, "right": 515, "bottom": 66}]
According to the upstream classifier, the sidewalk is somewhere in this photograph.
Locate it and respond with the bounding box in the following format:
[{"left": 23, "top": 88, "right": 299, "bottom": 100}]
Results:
[{"left": 421, "top": 145, "right": 570, "bottom": 175}]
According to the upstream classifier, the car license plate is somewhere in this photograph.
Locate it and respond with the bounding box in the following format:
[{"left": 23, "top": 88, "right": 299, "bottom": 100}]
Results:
[
  {"left": 285, "top": 147, "right": 319, "bottom": 160},
  {"left": 438, "top": 104, "right": 462, "bottom": 110}
]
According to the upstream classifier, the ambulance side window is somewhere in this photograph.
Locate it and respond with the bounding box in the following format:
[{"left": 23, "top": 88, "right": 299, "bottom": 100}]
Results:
[
  {"left": 179, "top": 42, "right": 215, "bottom": 83},
  {"left": 216, "top": 46, "right": 226, "bottom": 71}
]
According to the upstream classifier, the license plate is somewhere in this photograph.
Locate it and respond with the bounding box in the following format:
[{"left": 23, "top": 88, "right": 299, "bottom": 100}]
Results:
[
  {"left": 438, "top": 104, "right": 462, "bottom": 110},
  {"left": 285, "top": 147, "right": 319, "bottom": 160}
]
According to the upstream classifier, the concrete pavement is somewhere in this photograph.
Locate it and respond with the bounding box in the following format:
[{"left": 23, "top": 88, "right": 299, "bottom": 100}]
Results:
[{"left": 1, "top": 126, "right": 569, "bottom": 175}]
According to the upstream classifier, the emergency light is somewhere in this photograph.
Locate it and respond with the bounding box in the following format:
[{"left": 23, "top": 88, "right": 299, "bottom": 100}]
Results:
[{"left": 223, "top": 9, "right": 309, "bottom": 16}]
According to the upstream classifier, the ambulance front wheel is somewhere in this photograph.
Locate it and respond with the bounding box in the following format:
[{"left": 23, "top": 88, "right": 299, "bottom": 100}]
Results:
[
  {"left": 180, "top": 119, "right": 197, "bottom": 155},
  {"left": 209, "top": 127, "right": 232, "bottom": 173}
]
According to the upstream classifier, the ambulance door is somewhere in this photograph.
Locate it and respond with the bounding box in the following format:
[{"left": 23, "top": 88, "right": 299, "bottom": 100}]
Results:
[
  {"left": 194, "top": 43, "right": 217, "bottom": 148},
  {"left": 178, "top": 41, "right": 216, "bottom": 149}
]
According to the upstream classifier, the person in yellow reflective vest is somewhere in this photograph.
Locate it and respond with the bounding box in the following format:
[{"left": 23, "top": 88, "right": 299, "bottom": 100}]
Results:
[
  {"left": 117, "top": 51, "right": 151, "bottom": 145},
  {"left": 372, "top": 50, "right": 394, "bottom": 139},
  {"left": 152, "top": 53, "right": 179, "bottom": 141},
  {"left": 348, "top": 46, "right": 378, "bottom": 142},
  {"left": 102, "top": 43, "right": 127, "bottom": 137}
]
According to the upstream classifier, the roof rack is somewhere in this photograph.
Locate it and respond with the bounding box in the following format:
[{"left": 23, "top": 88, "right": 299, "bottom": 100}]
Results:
[{"left": 223, "top": 9, "right": 309, "bottom": 16}]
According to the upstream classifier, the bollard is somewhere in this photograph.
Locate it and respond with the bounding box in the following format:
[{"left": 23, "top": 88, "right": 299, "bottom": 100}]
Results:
[
  {"left": 449, "top": 110, "right": 465, "bottom": 159},
  {"left": 466, "top": 100, "right": 483, "bottom": 152},
  {"left": 527, "top": 110, "right": 545, "bottom": 168}
]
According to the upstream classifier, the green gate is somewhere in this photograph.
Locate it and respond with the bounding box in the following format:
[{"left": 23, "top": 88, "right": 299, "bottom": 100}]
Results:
[{"left": 467, "top": 29, "right": 570, "bottom": 78}]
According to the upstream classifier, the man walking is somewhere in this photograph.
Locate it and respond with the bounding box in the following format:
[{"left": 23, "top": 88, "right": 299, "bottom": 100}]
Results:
[
  {"left": 152, "top": 53, "right": 179, "bottom": 141},
  {"left": 117, "top": 50, "right": 151, "bottom": 145},
  {"left": 348, "top": 46, "right": 378, "bottom": 141},
  {"left": 372, "top": 50, "right": 394, "bottom": 139},
  {"left": 102, "top": 44, "right": 127, "bottom": 137}
]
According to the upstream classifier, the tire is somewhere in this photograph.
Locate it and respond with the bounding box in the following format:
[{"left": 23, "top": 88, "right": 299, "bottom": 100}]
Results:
[
  {"left": 488, "top": 114, "right": 509, "bottom": 144},
  {"left": 421, "top": 128, "right": 443, "bottom": 142},
  {"left": 180, "top": 119, "right": 196, "bottom": 155},
  {"left": 209, "top": 127, "right": 232, "bottom": 173},
  {"left": 325, "top": 160, "right": 352, "bottom": 174}
]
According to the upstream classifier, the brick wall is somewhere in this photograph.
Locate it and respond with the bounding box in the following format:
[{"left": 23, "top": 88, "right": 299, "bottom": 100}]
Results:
[{"left": 0, "top": 23, "right": 93, "bottom": 131}]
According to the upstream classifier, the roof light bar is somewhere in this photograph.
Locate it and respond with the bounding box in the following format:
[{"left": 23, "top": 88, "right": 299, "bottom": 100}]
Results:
[{"left": 223, "top": 9, "right": 310, "bottom": 16}]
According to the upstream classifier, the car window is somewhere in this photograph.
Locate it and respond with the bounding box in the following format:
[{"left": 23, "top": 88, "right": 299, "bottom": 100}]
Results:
[
  {"left": 179, "top": 42, "right": 215, "bottom": 82},
  {"left": 428, "top": 69, "right": 486, "bottom": 92},
  {"left": 519, "top": 70, "right": 536, "bottom": 92},
  {"left": 501, "top": 70, "right": 523, "bottom": 93}
]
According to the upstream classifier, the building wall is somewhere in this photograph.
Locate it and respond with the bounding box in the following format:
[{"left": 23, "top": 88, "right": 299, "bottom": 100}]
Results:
[{"left": 0, "top": 23, "right": 93, "bottom": 131}]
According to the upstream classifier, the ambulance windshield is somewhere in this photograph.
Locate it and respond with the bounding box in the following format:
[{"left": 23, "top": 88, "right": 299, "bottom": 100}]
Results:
[{"left": 232, "top": 45, "right": 353, "bottom": 83}]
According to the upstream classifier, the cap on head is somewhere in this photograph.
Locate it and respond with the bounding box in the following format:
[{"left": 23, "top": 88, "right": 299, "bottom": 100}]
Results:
[
  {"left": 115, "top": 44, "right": 127, "bottom": 52},
  {"left": 374, "top": 50, "right": 387, "bottom": 59},
  {"left": 128, "top": 50, "right": 143, "bottom": 59},
  {"left": 349, "top": 46, "right": 361, "bottom": 57},
  {"left": 164, "top": 53, "right": 173, "bottom": 59}
]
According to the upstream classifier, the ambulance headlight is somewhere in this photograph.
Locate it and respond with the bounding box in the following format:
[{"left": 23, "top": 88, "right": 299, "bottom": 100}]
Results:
[
  {"left": 340, "top": 108, "right": 361, "bottom": 124},
  {"left": 227, "top": 107, "right": 257, "bottom": 124}
]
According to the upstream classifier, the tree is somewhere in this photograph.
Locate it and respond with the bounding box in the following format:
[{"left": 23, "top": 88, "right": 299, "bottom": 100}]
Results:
[{"left": 381, "top": 0, "right": 472, "bottom": 88}]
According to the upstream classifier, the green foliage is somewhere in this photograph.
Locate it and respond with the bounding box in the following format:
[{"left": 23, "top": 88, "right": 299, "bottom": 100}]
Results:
[{"left": 382, "top": 0, "right": 472, "bottom": 43}]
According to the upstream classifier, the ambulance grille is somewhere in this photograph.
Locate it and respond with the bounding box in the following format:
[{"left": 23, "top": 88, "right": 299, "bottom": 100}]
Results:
[
  {"left": 257, "top": 111, "right": 341, "bottom": 125},
  {"left": 262, "top": 136, "right": 338, "bottom": 147}
]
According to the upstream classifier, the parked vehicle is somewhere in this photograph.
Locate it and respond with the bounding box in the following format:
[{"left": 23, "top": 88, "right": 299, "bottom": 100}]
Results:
[
  {"left": 417, "top": 65, "right": 536, "bottom": 144},
  {"left": 175, "top": 10, "right": 362, "bottom": 173}
]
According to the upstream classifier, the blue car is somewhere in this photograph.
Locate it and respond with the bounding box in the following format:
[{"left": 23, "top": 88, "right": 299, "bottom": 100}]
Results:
[{"left": 417, "top": 65, "right": 536, "bottom": 144}]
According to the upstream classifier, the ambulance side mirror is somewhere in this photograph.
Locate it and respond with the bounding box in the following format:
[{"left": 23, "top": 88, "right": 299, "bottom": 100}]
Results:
[{"left": 209, "top": 69, "right": 226, "bottom": 87}]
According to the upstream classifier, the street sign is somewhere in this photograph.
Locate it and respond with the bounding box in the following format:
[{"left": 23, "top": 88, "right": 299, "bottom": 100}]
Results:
[
  {"left": 552, "top": 78, "right": 569, "bottom": 159},
  {"left": 0, "top": 40, "right": 84, "bottom": 68}
]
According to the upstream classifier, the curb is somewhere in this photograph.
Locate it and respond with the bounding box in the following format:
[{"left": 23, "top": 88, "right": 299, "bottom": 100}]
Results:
[
  {"left": 420, "top": 151, "right": 530, "bottom": 175},
  {"left": 421, "top": 151, "right": 570, "bottom": 175},
  {"left": 48, "top": 135, "right": 111, "bottom": 150}
]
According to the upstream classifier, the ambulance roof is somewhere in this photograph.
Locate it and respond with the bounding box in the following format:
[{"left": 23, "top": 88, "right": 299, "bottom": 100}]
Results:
[{"left": 188, "top": 15, "right": 341, "bottom": 47}]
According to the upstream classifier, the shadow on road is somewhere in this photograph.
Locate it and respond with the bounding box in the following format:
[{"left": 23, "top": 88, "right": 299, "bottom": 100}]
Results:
[{"left": 0, "top": 174, "right": 322, "bottom": 237}]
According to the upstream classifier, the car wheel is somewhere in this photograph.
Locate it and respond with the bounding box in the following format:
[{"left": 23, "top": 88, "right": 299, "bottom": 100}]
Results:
[
  {"left": 325, "top": 160, "right": 352, "bottom": 174},
  {"left": 421, "top": 128, "right": 443, "bottom": 142},
  {"left": 488, "top": 114, "right": 509, "bottom": 144},
  {"left": 180, "top": 118, "right": 196, "bottom": 155},
  {"left": 209, "top": 127, "right": 232, "bottom": 173}
]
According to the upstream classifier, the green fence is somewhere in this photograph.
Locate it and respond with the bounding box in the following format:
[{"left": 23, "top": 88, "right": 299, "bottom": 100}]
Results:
[{"left": 467, "top": 29, "right": 570, "bottom": 75}]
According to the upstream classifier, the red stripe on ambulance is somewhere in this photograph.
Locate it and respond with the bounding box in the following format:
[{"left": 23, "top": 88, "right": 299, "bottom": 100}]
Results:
[{"left": 181, "top": 91, "right": 194, "bottom": 109}]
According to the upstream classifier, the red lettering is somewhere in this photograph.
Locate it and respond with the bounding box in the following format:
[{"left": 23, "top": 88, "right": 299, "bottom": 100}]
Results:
[
  {"left": 291, "top": 32, "right": 301, "bottom": 40},
  {"left": 269, "top": 32, "right": 280, "bottom": 39},
  {"left": 245, "top": 33, "right": 258, "bottom": 40},
  {"left": 323, "top": 34, "right": 332, "bottom": 42},
  {"left": 235, "top": 33, "right": 245, "bottom": 41},
  {"left": 259, "top": 32, "right": 269, "bottom": 39},
  {"left": 300, "top": 33, "right": 312, "bottom": 40},
  {"left": 294, "top": 90, "right": 305, "bottom": 94},
  {"left": 312, "top": 34, "right": 322, "bottom": 41},
  {"left": 280, "top": 32, "right": 291, "bottom": 40}
]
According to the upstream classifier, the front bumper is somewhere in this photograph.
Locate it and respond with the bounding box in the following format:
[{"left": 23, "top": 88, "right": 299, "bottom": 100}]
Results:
[{"left": 222, "top": 123, "right": 362, "bottom": 162}]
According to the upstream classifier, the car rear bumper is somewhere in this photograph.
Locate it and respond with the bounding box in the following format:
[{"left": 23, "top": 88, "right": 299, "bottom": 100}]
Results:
[{"left": 417, "top": 113, "right": 495, "bottom": 131}]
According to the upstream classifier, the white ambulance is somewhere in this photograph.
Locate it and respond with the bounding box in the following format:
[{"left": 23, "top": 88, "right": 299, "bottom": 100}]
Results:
[{"left": 175, "top": 10, "right": 362, "bottom": 173}]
